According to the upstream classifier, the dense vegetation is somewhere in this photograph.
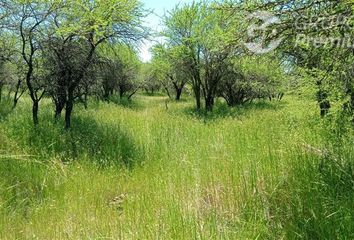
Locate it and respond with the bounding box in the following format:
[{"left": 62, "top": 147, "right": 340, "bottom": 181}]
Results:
[{"left": 0, "top": 0, "right": 353, "bottom": 239}]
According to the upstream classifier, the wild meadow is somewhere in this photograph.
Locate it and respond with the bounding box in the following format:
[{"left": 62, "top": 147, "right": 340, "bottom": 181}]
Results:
[
  {"left": 1, "top": 0, "right": 354, "bottom": 239},
  {"left": 0, "top": 95, "right": 353, "bottom": 239}
]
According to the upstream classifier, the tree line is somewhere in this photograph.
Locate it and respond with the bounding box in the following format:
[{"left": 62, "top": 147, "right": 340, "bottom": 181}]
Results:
[
  {"left": 0, "top": 0, "right": 353, "bottom": 129},
  {"left": 0, "top": 0, "right": 147, "bottom": 128},
  {"left": 146, "top": 0, "right": 353, "bottom": 120}
]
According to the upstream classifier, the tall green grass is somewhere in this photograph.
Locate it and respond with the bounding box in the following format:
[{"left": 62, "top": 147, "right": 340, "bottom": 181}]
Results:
[{"left": 0, "top": 95, "right": 353, "bottom": 239}]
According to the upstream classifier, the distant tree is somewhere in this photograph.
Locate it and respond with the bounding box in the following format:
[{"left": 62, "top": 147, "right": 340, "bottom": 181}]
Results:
[
  {"left": 0, "top": 2, "right": 12, "bottom": 103},
  {"left": 140, "top": 63, "right": 162, "bottom": 95},
  {"left": 151, "top": 44, "right": 188, "bottom": 101},
  {"left": 162, "top": 2, "right": 204, "bottom": 109},
  {"left": 98, "top": 44, "right": 142, "bottom": 101},
  {"left": 0, "top": 62, "right": 5, "bottom": 102},
  {"left": 162, "top": 2, "right": 244, "bottom": 110},
  {"left": 0, "top": 31, "right": 21, "bottom": 104},
  {"left": 218, "top": 55, "right": 286, "bottom": 106}
]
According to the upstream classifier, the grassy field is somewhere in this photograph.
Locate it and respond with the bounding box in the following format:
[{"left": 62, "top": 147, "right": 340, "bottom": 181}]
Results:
[{"left": 0, "top": 95, "right": 353, "bottom": 239}]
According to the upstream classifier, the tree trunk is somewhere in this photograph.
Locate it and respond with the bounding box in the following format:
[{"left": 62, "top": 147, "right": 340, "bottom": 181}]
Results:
[
  {"left": 317, "top": 81, "right": 330, "bottom": 117},
  {"left": 65, "top": 90, "right": 74, "bottom": 129},
  {"left": 65, "top": 100, "right": 73, "bottom": 129},
  {"left": 0, "top": 84, "right": 3, "bottom": 102},
  {"left": 196, "top": 92, "right": 201, "bottom": 109},
  {"left": 54, "top": 101, "right": 65, "bottom": 122},
  {"left": 119, "top": 89, "right": 124, "bottom": 99},
  {"left": 348, "top": 90, "right": 354, "bottom": 123},
  {"left": 191, "top": 66, "right": 202, "bottom": 110},
  {"left": 205, "top": 95, "right": 214, "bottom": 112},
  {"left": 193, "top": 85, "right": 201, "bottom": 110},
  {"left": 54, "top": 87, "right": 67, "bottom": 122},
  {"left": 278, "top": 92, "right": 284, "bottom": 101},
  {"left": 32, "top": 100, "right": 39, "bottom": 126},
  {"left": 175, "top": 88, "right": 183, "bottom": 101},
  {"left": 83, "top": 92, "right": 88, "bottom": 110},
  {"left": 320, "top": 100, "right": 331, "bottom": 117},
  {"left": 128, "top": 88, "right": 139, "bottom": 100},
  {"left": 103, "top": 91, "right": 110, "bottom": 102},
  {"left": 163, "top": 85, "right": 171, "bottom": 99},
  {"left": 26, "top": 61, "right": 41, "bottom": 126},
  {"left": 13, "top": 98, "right": 18, "bottom": 109},
  {"left": 13, "top": 79, "right": 22, "bottom": 109}
]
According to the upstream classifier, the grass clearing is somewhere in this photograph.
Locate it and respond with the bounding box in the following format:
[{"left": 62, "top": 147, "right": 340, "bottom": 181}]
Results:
[{"left": 0, "top": 95, "right": 353, "bottom": 239}]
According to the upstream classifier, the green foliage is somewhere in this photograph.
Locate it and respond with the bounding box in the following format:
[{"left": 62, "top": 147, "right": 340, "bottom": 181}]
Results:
[
  {"left": 139, "top": 62, "right": 162, "bottom": 94},
  {"left": 97, "top": 43, "right": 142, "bottom": 99},
  {"left": 55, "top": 0, "right": 145, "bottom": 44},
  {"left": 149, "top": 44, "right": 189, "bottom": 99},
  {"left": 221, "top": 54, "right": 288, "bottom": 103}
]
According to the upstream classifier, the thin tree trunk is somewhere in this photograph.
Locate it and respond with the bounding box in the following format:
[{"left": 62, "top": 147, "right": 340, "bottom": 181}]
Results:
[
  {"left": 54, "top": 101, "right": 65, "bottom": 122},
  {"left": 83, "top": 92, "right": 88, "bottom": 109},
  {"left": 176, "top": 88, "right": 182, "bottom": 101},
  {"left": 163, "top": 85, "right": 171, "bottom": 99},
  {"left": 127, "top": 88, "right": 139, "bottom": 100},
  {"left": 13, "top": 79, "right": 24, "bottom": 109},
  {"left": 194, "top": 85, "right": 201, "bottom": 110},
  {"left": 25, "top": 55, "right": 41, "bottom": 125},
  {"left": 33, "top": 100, "right": 39, "bottom": 125},
  {"left": 65, "top": 100, "right": 73, "bottom": 129},
  {"left": 351, "top": 91, "right": 354, "bottom": 123},
  {"left": 0, "top": 84, "right": 3, "bottom": 102},
  {"left": 13, "top": 98, "right": 18, "bottom": 109},
  {"left": 320, "top": 100, "right": 331, "bottom": 117},
  {"left": 119, "top": 89, "right": 124, "bottom": 99},
  {"left": 173, "top": 81, "right": 185, "bottom": 101},
  {"left": 54, "top": 86, "right": 67, "bottom": 122},
  {"left": 317, "top": 80, "right": 330, "bottom": 117},
  {"left": 205, "top": 95, "right": 214, "bottom": 112},
  {"left": 65, "top": 89, "right": 74, "bottom": 129}
]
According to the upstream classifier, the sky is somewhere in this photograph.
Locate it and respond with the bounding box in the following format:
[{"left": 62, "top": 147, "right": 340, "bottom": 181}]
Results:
[{"left": 139, "top": 0, "right": 194, "bottom": 62}]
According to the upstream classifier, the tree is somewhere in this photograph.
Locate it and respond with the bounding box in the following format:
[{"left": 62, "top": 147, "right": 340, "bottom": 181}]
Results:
[
  {"left": 5, "top": 0, "right": 59, "bottom": 125},
  {"left": 162, "top": 2, "right": 204, "bottom": 109},
  {"left": 43, "top": 0, "right": 146, "bottom": 128},
  {"left": 243, "top": 0, "right": 354, "bottom": 118},
  {"left": 0, "top": 32, "right": 19, "bottom": 103},
  {"left": 162, "top": 1, "right": 244, "bottom": 110},
  {"left": 140, "top": 63, "right": 162, "bottom": 95},
  {"left": 11, "top": 64, "right": 27, "bottom": 108},
  {"left": 0, "top": 61, "right": 5, "bottom": 102},
  {"left": 97, "top": 44, "right": 142, "bottom": 101},
  {"left": 43, "top": 36, "right": 96, "bottom": 121},
  {"left": 151, "top": 44, "right": 188, "bottom": 101}
]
